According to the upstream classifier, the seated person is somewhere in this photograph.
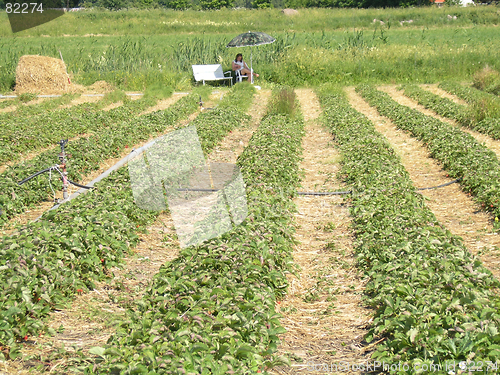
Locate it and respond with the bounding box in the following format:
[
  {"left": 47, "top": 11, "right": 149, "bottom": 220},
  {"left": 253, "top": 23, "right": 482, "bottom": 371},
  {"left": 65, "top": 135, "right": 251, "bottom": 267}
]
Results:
[{"left": 232, "top": 53, "right": 259, "bottom": 79}]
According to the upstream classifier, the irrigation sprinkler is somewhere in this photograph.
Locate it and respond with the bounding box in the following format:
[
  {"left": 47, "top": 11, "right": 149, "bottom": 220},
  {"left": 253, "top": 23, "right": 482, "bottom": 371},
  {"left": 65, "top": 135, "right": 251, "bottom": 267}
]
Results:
[{"left": 18, "top": 139, "right": 93, "bottom": 204}]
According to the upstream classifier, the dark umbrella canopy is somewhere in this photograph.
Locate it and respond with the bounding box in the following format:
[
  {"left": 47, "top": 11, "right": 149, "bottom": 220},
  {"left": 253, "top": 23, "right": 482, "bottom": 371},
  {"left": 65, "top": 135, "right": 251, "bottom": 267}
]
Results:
[
  {"left": 227, "top": 32, "right": 275, "bottom": 84},
  {"left": 226, "top": 31, "right": 276, "bottom": 48}
]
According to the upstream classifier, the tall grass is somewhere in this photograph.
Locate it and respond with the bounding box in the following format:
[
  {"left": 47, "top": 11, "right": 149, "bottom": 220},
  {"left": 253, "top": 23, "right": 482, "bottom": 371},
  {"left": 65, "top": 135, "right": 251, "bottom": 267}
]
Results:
[
  {"left": 473, "top": 66, "right": 500, "bottom": 96},
  {"left": 266, "top": 86, "right": 297, "bottom": 117},
  {"left": 1, "top": 7, "right": 499, "bottom": 37},
  {"left": 1, "top": 7, "right": 500, "bottom": 91}
]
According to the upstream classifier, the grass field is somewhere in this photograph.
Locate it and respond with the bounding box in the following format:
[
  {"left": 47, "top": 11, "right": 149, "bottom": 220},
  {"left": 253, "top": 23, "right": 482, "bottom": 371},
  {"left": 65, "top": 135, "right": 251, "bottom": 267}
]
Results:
[{"left": 1, "top": 6, "right": 500, "bottom": 91}]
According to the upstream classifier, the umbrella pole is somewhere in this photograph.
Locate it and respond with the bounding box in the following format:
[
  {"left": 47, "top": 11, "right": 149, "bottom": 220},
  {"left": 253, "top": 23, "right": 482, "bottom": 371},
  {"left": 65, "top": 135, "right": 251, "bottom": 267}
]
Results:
[{"left": 250, "top": 47, "right": 254, "bottom": 84}]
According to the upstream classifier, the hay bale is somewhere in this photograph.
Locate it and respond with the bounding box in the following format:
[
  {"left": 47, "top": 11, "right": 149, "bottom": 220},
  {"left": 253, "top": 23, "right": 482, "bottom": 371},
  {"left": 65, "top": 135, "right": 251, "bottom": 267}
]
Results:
[
  {"left": 88, "top": 80, "right": 115, "bottom": 93},
  {"left": 282, "top": 8, "right": 299, "bottom": 16},
  {"left": 15, "top": 55, "right": 71, "bottom": 94}
]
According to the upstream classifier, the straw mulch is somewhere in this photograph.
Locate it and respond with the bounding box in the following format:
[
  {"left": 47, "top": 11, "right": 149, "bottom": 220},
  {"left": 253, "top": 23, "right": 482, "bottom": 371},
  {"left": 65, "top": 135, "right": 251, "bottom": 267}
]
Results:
[
  {"left": 382, "top": 85, "right": 500, "bottom": 164},
  {"left": 207, "top": 89, "right": 271, "bottom": 165},
  {"left": 14, "top": 94, "right": 241, "bottom": 370},
  {"left": 347, "top": 86, "right": 500, "bottom": 285},
  {"left": 419, "top": 83, "right": 468, "bottom": 106},
  {"left": 1, "top": 96, "right": 206, "bottom": 237},
  {"left": 271, "top": 89, "right": 374, "bottom": 375}
]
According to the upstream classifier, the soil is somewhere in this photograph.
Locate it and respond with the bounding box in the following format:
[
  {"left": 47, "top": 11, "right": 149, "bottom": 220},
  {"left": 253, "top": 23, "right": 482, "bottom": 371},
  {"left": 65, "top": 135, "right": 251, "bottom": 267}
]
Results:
[
  {"left": 10, "top": 91, "right": 262, "bottom": 373},
  {"left": 138, "top": 93, "right": 187, "bottom": 116},
  {"left": 379, "top": 85, "right": 500, "bottom": 159},
  {"left": 207, "top": 89, "right": 271, "bottom": 165},
  {"left": 420, "top": 83, "right": 468, "bottom": 106},
  {"left": 346, "top": 86, "right": 500, "bottom": 283},
  {"left": 271, "top": 89, "right": 373, "bottom": 375}
]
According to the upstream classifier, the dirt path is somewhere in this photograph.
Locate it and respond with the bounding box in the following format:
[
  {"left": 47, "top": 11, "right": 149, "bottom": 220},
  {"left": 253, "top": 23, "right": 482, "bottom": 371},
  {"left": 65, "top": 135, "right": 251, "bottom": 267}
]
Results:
[
  {"left": 1, "top": 95, "right": 211, "bottom": 236},
  {"left": 0, "top": 104, "right": 16, "bottom": 113},
  {"left": 207, "top": 89, "right": 271, "bottom": 165},
  {"left": 12, "top": 90, "right": 269, "bottom": 373},
  {"left": 58, "top": 94, "right": 103, "bottom": 109},
  {"left": 138, "top": 93, "right": 187, "bottom": 116},
  {"left": 380, "top": 85, "right": 500, "bottom": 159},
  {"left": 101, "top": 101, "right": 123, "bottom": 111},
  {"left": 346, "top": 87, "right": 500, "bottom": 282},
  {"left": 420, "top": 84, "right": 469, "bottom": 106},
  {"left": 271, "top": 89, "right": 372, "bottom": 375}
]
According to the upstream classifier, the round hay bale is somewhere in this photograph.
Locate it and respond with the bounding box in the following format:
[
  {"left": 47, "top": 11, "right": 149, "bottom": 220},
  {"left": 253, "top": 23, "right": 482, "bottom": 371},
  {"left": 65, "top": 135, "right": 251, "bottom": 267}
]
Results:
[
  {"left": 15, "top": 55, "right": 71, "bottom": 94},
  {"left": 282, "top": 8, "right": 299, "bottom": 16}
]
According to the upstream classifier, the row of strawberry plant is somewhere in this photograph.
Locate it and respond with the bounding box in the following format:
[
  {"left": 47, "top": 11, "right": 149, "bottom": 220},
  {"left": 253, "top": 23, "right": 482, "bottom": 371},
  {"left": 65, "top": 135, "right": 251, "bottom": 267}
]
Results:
[
  {"left": 439, "top": 81, "right": 500, "bottom": 129},
  {"left": 357, "top": 84, "right": 500, "bottom": 224},
  {"left": 0, "top": 166, "right": 160, "bottom": 360},
  {"left": 439, "top": 81, "right": 500, "bottom": 105},
  {"left": 191, "top": 83, "right": 254, "bottom": 153},
  {"left": 0, "top": 84, "right": 253, "bottom": 360},
  {"left": 0, "top": 94, "right": 160, "bottom": 164},
  {"left": 0, "top": 99, "right": 18, "bottom": 109},
  {"left": 401, "top": 84, "right": 500, "bottom": 139},
  {"left": 83, "top": 87, "right": 303, "bottom": 374},
  {"left": 319, "top": 87, "right": 500, "bottom": 369},
  {"left": 0, "top": 94, "right": 76, "bottom": 119},
  {"left": 0, "top": 93, "right": 201, "bottom": 228}
]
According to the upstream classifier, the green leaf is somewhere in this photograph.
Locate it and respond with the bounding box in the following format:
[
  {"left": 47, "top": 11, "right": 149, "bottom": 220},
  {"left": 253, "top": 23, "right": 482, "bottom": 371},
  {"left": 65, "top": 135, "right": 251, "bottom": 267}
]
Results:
[{"left": 89, "top": 346, "right": 106, "bottom": 358}]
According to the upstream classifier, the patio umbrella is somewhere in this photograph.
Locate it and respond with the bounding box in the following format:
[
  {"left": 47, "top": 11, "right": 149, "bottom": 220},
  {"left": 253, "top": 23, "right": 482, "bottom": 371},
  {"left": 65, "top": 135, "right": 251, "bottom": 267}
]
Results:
[{"left": 226, "top": 31, "right": 275, "bottom": 84}]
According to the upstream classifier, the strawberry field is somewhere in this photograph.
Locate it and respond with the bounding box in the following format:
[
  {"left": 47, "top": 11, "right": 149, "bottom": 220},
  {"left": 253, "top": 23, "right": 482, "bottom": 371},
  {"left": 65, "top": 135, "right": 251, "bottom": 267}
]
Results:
[{"left": 2, "top": 72, "right": 500, "bottom": 373}]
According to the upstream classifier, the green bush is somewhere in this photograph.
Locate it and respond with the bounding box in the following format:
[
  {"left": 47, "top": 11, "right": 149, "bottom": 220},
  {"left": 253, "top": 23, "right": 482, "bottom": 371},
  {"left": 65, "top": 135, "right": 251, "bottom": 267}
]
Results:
[
  {"left": 158, "top": 0, "right": 191, "bottom": 8},
  {"left": 100, "top": 0, "right": 125, "bottom": 10},
  {"left": 252, "top": 0, "right": 273, "bottom": 8},
  {"left": 18, "top": 93, "right": 37, "bottom": 103},
  {"left": 199, "top": 0, "right": 234, "bottom": 9}
]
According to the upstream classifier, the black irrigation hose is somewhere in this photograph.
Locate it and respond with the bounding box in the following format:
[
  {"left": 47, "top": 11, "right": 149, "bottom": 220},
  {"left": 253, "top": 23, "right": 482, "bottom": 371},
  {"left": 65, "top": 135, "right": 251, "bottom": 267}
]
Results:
[
  {"left": 297, "top": 191, "right": 352, "bottom": 196},
  {"left": 68, "top": 180, "right": 94, "bottom": 189},
  {"left": 17, "top": 167, "right": 52, "bottom": 185},
  {"left": 18, "top": 174, "right": 463, "bottom": 197},
  {"left": 297, "top": 177, "right": 463, "bottom": 196},
  {"left": 177, "top": 188, "right": 219, "bottom": 192},
  {"left": 417, "top": 177, "right": 462, "bottom": 191},
  {"left": 177, "top": 178, "right": 463, "bottom": 196}
]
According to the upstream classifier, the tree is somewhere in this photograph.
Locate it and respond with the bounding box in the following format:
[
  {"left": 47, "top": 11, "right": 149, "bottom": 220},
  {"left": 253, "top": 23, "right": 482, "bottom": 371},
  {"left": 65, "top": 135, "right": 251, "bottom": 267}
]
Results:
[
  {"left": 199, "top": 0, "right": 234, "bottom": 9},
  {"left": 100, "top": 0, "right": 124, "bottom": 9}
]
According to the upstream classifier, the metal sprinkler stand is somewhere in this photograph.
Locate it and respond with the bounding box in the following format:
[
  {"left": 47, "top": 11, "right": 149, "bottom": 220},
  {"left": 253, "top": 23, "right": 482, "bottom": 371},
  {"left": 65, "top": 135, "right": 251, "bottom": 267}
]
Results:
[
  {"left": 18, "top": 139, "right": 93, "bottom": 204},
  {"left": 58, "top": 139, "right": 69, "bottom": 200}
]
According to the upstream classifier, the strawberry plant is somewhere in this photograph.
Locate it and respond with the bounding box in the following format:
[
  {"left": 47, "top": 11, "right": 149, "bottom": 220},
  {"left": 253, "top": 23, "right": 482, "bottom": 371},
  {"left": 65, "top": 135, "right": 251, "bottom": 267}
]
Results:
[
  {"left": 357, "top": 84, "right": 500, "bottom": 224},
  {"left": 402, "top": 84, "right": 500, "bottom": 139},
  {"left": 439, "top": 81, "right": 500, "bottom": 106},
  {"left": 0, "top": 167, "right": 159, "bottom": 359},
  {"left": 0, "top": 93, "right": 201, "bottom": 227},
  {"left": 0, "top": 99, "right": 16, "bottom": 110},
  {"left": 0, "top": 94, "right": 76, "bottom": 120},
  {"left": 0, "top": 84, "right": 256, "bottom": 361},
  {"left": 0, "top": 93, "right": 158, "bottom": 164},
  {"left": 319, "top": 87, "right": 500, "bottom": 370},
  {"left": 82, "top": 87, "right": 304, "bottom": 374},
  {"left": 191, "top": 82, "right": 254, "bottom": 154}
]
